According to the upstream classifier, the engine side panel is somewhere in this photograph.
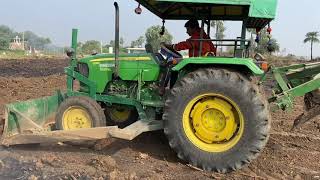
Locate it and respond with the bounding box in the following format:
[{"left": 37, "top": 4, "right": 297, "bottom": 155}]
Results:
[{"left": 78, "top": 54, "right": 160, "bottom": 93}]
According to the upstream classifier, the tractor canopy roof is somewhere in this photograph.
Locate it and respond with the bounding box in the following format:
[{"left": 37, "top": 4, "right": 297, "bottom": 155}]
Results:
[{"left": 136, "top": 0, "right": 278, "bottom": 29}]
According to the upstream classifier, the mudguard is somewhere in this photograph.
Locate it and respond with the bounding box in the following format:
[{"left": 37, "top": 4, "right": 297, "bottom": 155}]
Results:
[{"left": 172, "top": 57, "right": 264, "bottom": 76}]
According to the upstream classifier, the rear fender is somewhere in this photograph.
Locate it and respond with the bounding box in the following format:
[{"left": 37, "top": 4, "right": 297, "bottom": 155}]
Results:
[{"left": 172, "top": 57, "right": 264, "bottom": 76}]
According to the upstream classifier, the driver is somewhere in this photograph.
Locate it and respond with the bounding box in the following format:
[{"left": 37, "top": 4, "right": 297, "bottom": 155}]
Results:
[{"left": 168, "top": 19, "right": 216, "bottom": 57}]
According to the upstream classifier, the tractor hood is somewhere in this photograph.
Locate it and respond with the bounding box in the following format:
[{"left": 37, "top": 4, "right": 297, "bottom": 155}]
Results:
[{"left": 135, "top": 0, "right": 278, "bottom": 28}]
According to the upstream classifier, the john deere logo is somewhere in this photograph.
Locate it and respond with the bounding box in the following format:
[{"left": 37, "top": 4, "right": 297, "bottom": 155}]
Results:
[{"left": 99, "top": 63, "right": 115, "bottom": 71}]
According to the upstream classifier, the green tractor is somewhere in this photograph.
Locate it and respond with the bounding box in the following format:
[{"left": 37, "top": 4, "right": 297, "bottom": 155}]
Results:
[{"left": 1, "top": 0, "right": 320, "bottom": 173}]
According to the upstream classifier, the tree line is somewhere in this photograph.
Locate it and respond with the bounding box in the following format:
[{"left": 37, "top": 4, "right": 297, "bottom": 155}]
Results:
[
  {"left": 76, "top": 25, "right": 173, "bottom": 55},
  {"left": 0, "top": 22, "right": 282, "bottom": 56},
  {"left": 0, "top": 25, "right": 51, "bottom": 50}
]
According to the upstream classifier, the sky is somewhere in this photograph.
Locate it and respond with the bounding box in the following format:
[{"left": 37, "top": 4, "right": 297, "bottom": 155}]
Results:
[{"left": 0, "top": 0, "right": 320, "bottom": 57}]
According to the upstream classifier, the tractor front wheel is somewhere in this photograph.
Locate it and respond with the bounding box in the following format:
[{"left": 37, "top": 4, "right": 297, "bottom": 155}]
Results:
[
  {"left": 56, "top": 96, "right": 106, "bottom": 130},
  {"left": 163, "top": 68, "right": 270, "bottom": 172}
]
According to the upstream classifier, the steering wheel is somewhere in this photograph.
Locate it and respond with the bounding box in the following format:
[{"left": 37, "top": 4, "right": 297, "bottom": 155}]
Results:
[{"left": 160, "top": 43, "right": 182, "bottom": 59}]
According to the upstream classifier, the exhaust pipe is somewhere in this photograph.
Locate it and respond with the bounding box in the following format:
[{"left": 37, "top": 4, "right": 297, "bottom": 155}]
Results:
[
  {"left": 114, "top": 2, "right": 120, "bottom": 77},
  {"left": 71, "top": 29, "right": 78, "bottom": 60}
]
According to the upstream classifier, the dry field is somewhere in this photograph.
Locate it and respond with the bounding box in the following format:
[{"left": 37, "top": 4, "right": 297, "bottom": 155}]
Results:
[{"left": 0, "top": 58, "right": 319, "bottom": 180}]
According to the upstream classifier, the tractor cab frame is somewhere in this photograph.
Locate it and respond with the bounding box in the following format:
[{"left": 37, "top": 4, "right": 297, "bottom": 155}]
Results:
[{"left": 136, "top": 0, "right": 277, "bottom": 58}]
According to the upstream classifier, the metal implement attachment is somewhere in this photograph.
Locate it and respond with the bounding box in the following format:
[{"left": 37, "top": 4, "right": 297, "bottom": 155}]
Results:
[
  {"left": 109, "top": 120, "right": 163, "bottom": 140},
  {"left": 292, "top": 81, "right": 320, "bottom": 130},
  {"left": 266, "top": 62, "right": 320, "bottom": 129},
  {"left": 292, "top": 105, "right": 320, "bottom": 130},
  {"left": 268, "top": 62, "right": 320, "bottom": 111}
]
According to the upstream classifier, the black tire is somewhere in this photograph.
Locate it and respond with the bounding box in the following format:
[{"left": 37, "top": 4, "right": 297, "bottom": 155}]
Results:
[
  {"left": 56, "top": 96, "right": 106, "bottom": 130},
  {"left": 105, "top": 104, "right": 138, "bottom": 128},
  {"left": 163, "top": 68, "right": 270, "bottom": 172}
]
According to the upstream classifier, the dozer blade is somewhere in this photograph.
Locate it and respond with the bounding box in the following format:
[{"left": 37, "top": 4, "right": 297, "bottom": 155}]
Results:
[
  {"left": 0, "top": 92, "right": 120, "bottom": 146},
  {"left": 1, "top": 126, "right": 118, "bottom": 146},
  {"left": 0, "top": 91, "right": 63, "bottom": 145},
  {"left": 0, "top": 92, "right": 119, "bottom": 146}
]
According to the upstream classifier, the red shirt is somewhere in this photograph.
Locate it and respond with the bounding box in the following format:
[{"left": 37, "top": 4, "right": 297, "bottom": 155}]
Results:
[{"left": 174, "top": 29, "right": 216, "bottom": 57}]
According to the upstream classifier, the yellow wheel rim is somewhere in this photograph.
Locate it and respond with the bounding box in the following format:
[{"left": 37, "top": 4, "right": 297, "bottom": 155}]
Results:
[
  {"left": 183, "top": 93, "right": 244, "bottom": 152},
  {"left": 62, "top": 106, "right": 92, "bottom": 129},
  {"left": 108, "top": 106, "right": 131, "bottom": 123}
]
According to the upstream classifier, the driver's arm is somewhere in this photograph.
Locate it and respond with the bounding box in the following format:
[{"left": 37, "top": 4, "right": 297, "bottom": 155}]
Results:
[{"left": 173, "top": 40, "right": 193, "bottom": 51}]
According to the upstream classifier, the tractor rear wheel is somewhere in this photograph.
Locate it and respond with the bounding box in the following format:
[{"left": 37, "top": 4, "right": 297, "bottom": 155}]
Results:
[
  {"left": 163, "top": 68, "right": 270, "bottom": 172},
  {"left": 56, "top": 96, "right": 106, "bottom": 130}
]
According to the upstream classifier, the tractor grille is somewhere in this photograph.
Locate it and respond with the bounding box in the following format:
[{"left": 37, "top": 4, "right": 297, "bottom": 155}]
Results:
[{"left": 77, "top": 63, "right": 89, "bottom": 77}]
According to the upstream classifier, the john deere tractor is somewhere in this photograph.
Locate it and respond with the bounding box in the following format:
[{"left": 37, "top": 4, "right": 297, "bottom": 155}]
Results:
[{"left": 2, "top": 0, "right": 320, "bottom": 173}]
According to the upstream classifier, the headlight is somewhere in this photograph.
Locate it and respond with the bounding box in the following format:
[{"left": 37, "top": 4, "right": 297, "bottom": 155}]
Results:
[{"left": 77, "top": 63, "right": 89, "bottom": 77}]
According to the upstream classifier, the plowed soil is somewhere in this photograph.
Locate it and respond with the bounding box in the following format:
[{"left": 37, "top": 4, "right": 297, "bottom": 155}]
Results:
[{"left": 0, "top": 58, "right": 319, "bottom": 180}]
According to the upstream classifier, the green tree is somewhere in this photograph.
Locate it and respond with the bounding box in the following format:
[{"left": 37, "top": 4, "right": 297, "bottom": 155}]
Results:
[
  {"left": 131, "top": 36, "right": 145, "bottom": 47},
  {"left": 145, "top": 25, "right": 173, "bottom": 52},
  {"left": 109, "top": 38, "right": 124, "bottom": 47},
  {"left": 0, "top": 25, "right": 52, "bottom": 51},
  {"left": 109, "top": 38, "right": 125, "bottom": 47},
  {"left": 136, "top": 36, "right": 145, "bottom": 47},
  {"left": 76, "top": 42, "right": 84, "bottom": 54},
  {"left": 247, "top": 28, "right": 257, "bottom": 55},
  {"left": 303, "top": 31, "right": 319, "bottom": 60},
  {"left": 0, "top": 25, "right": 14, "bottom": 49},
  {"left": 0, "top": 37, "right": 10, "bottom": 50},
  {"left": 120, "top": 37, "right": 124, "bottom": 48},
  {"left": 130, "top": 41, "right": 136, "bottom": 48},
  {"left": 81, "top": 40, "right": 100, "bottom": 54},
  {"left": 211, "top": 21, "right": 226, "bottom": 53},
  {"left": 254, "top": 28, "right": 280, "bottom": 54},
  {"left": 119, "top": 37, "right": 127, "bottom": 53},
  {"left": 0, "top": 25, "right": 14, "bottom": 36},
  {"left": 23, "top": 31, "right": 51, "bottom": 50},
  {"left": 109, "top": 40, "right": 115, "bottom": 48}
]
